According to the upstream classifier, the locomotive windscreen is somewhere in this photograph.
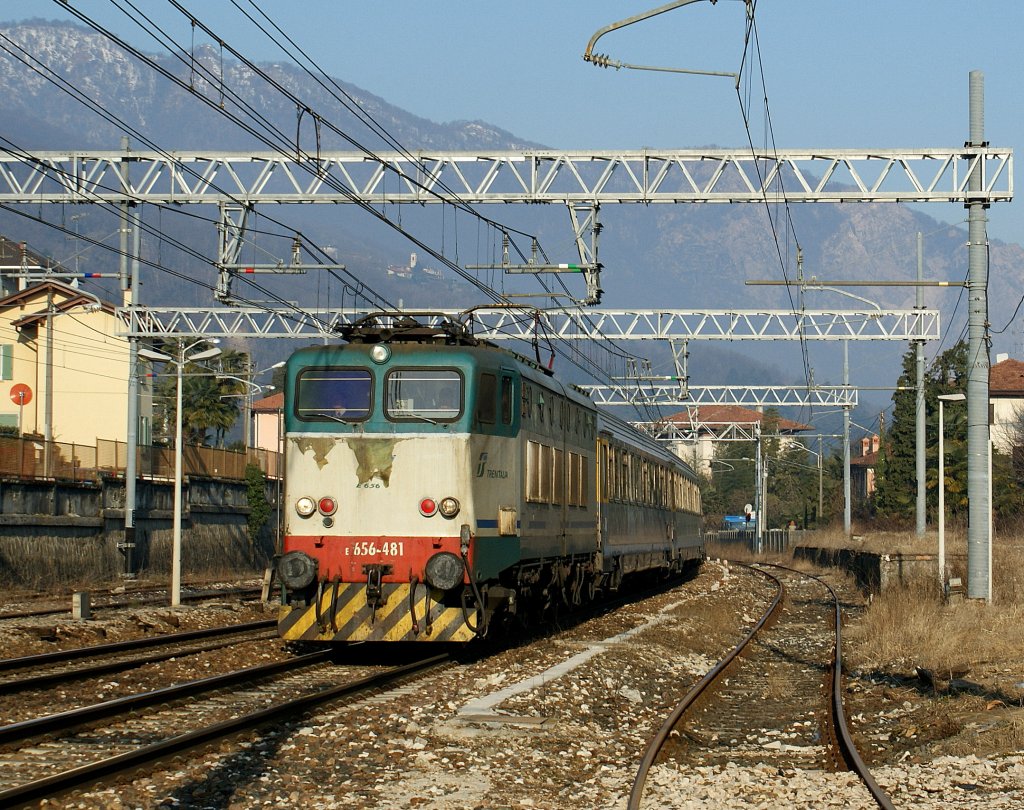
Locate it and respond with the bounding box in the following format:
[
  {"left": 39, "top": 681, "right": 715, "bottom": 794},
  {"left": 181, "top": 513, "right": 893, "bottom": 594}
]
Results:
[
  {"left": 385, "top": 368, "right": 462, "bottom": 421},
  {"left": 295, "top": 367, "right": 372, "bottom": 421}
]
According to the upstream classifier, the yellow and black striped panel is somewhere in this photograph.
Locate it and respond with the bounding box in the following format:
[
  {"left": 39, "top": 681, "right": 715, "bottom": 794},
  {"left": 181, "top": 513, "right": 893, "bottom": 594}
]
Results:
[{"left": 278, "top": 582, "right": 478, "bottom": 643}]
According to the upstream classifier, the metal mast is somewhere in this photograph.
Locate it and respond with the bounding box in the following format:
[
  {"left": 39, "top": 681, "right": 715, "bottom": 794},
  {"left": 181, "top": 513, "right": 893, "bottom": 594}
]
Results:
[{"left": 966, "top": 71, "right": 991, "bottom": 602}]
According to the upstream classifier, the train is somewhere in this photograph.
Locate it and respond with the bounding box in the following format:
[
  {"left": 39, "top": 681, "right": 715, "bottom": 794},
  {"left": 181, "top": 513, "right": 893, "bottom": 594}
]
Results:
[{"left": 275, "top": 313, "right": 704, "bottom": 643}]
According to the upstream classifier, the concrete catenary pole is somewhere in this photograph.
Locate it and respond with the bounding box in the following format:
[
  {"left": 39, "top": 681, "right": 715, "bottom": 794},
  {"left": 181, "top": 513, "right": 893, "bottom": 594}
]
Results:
[
  {"left": 121, "top": 136, "right": 138, "bottom": 578},
  {"left": 966, "top": 71, "right": 991, "bottom": 602},
  {"left": 843, "top": 341, "right": 851, "bottom": 534},
  {"left": 915, "top": 232, "right": 926, "bottom": 535}
]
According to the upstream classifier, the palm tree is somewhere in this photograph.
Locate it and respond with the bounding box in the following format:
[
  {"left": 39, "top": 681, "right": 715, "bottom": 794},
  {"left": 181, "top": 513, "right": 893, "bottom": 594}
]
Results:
[{"left": 149, "top": 346, "right": 248, "bottom": 448}]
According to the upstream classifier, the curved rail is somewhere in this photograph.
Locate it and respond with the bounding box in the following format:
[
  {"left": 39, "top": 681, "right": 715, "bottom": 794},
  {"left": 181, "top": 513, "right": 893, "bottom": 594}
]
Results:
[
  {"left": 758, "top": 563, "right": 895, "bottom": 809},
  {"left": 819, "top": 570, "right": 897, "bottom": 810},
  {"left": 0, "top": 653, "right": 449, "bottom": 806},
  {"left": 628, "top": 562, "right": 895, "bottom": 810},
  {"left": 626, "top": 563, "right": 784, "bottom": 810}
]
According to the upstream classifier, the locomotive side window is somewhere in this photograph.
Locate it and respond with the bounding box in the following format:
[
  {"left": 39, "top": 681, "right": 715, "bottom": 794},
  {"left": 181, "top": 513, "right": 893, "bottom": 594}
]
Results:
[
  {"left": 476, "top": 373, "right": 497, "bottom": 424},
  {"left": 385, "top": 368, "right": 462, "bottom": 422},
  {"left": 295, "top": 367, "right": 372, "bottom": 422},
  {"left": 501, "top": 376, "right": 513, "bottom": 425}
]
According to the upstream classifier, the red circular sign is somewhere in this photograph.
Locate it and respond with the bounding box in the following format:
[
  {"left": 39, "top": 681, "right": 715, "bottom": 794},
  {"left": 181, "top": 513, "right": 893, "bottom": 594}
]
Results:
[{"left": 10, "top": 383, "right": 31, "bottom": 406}]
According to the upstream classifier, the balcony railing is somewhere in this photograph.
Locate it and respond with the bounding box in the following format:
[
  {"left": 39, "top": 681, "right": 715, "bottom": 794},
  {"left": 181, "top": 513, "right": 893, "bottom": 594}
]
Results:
[{"left": 0, "top": 435, "right": 281, "bottom": 483}]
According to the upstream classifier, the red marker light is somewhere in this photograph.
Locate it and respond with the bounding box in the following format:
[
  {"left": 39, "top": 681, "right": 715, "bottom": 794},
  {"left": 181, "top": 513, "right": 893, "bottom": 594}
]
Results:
[
  {"left": 318, "top": 497, "right": 337, "bottom": 516},
  {"left": 419, "top": 497, "right": 437, "bottom": 517}
]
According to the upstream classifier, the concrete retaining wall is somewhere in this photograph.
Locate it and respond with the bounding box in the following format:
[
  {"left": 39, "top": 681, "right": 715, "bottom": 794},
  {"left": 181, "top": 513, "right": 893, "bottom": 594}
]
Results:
[{"left": 793, "top": 546, "right": 956, "bottom": 593}]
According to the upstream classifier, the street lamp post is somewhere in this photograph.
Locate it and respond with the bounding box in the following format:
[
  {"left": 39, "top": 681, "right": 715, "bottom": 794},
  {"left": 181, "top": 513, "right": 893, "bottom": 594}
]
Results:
[
  {"left": 139, "top": 340, "right": 222, "bottom": 607},
  {"left": 217, "top": 360, "right": 284, "bottom": 449},
  {"left": 938, "top": 393, "right": 966, "bottom": 589}
]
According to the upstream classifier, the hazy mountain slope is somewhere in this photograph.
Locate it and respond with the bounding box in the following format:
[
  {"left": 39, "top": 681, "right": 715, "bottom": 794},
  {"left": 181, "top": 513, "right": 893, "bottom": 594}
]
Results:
[{"left": 0, "top": 18, "right": 1019, "bottom": 420}]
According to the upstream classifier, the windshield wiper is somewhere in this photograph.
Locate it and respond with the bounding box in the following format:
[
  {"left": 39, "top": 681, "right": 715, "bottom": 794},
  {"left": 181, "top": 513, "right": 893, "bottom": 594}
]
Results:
[
  {"left": 403, "top": 413, "right": 438, "bottom": 425},
  {"left": 308, "top": 412, "right": 355, "bottom": 424}
]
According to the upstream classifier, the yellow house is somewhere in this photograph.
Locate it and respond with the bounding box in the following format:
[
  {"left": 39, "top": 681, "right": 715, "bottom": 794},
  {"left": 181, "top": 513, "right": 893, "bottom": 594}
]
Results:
[{"left": 0, "top": 280, "right": 140, "bottom": 445}]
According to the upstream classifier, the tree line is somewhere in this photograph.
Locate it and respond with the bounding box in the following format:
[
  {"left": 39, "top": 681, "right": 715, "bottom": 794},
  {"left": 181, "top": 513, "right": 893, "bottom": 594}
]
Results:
[{"left": 703, "top": 340, "right": 1024, "bottom": 530}]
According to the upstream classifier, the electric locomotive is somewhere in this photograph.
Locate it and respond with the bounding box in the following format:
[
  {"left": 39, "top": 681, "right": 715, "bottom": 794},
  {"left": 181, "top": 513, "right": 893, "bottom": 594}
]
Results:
[{"left": 275, "top": 313, "right": 703, "bottom": 643}]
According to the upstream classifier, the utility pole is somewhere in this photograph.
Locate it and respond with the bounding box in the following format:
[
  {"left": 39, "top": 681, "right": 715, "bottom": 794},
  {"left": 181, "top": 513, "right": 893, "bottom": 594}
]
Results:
[
  {"left": 915, "top": 232, "right": 926, "bottom": 536},
  {"left": 43, "top": 287, "right": 53, "bottom": 477},
  {"left": 817, "top": 434, "right": 824, "bottom": 523},
  {"left": 120, "top": 136, "right": 139, "bottom": 579},
  {"left": 244, "top": 354, "right": 253, "bottom": 450},
  {"left": 966, "top": 71, "right": 992, "bottom": 602},
  {"left": 754, "top": 423, "right": 763, "bottom": 553}
]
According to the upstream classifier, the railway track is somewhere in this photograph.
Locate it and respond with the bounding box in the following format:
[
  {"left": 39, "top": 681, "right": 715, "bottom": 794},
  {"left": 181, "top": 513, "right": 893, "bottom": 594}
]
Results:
[
  {"left": 0, "top": 584, "right": 264, "bottom": 621},
  {"left": 0, "top": 650, "right": 448, "bottom": 806},
  {"left": 628, "top": 562, "right": 895, "bottom": 810},
  {"left": 0, "top": 619, "right": 276, "bottom": 696}
]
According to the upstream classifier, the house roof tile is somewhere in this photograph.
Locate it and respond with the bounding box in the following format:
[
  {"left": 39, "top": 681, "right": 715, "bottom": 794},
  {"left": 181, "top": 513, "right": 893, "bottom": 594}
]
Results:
[
  {"left": 990, "top": 358, "right": 1024, "bottom": 397},
  {"left": 664, "top": 404, "right": 811, "bottom": 433},
  {"left": 252, "top": 392, "right": 284, "bottom": 412}
]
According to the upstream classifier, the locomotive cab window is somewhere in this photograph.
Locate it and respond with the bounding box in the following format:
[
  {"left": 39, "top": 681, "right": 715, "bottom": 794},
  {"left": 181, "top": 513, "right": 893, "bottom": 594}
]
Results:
[
  {"left": 385, "top": 368, "right": 463, "bottom": 422},
  {"left": 295, "top": 367, "right": 372, "bottom": 422},
  {"left": 501, "top": 376, "right": 513, "bottom": 425},
  {"left": 476, "top": 373, "right": 497, "bottom": 424}
]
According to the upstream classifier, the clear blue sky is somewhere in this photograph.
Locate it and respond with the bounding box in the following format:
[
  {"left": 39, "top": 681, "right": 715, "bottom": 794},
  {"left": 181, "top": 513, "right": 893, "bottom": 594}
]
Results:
[{"left": 6, "top": 0, "right": 1019, "bottom": 246}]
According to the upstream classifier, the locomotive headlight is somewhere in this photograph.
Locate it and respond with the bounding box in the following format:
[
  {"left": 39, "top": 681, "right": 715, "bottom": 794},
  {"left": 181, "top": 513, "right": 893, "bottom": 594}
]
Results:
[
  {"left": 370, "top": 344, "right": 391, "bottom": 364},
  {"left": 424, "top": 551, "right": 464, "bottom": 591},
  {"left": 438, "top": 497, "right": 460, "bottom": 518},
  {"left": 295, "top": 497, "right": 316, "bottom": 517},
  {"left": 278, "top": 551, "right": 318, "bottom": 590}
]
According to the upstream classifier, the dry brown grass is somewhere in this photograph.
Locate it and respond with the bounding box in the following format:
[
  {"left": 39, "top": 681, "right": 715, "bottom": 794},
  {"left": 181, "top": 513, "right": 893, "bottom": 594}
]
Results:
[
  {"left": 711, "top": 530, "right": 1024, "bottom": 680},
  {"left": 846, "top": 539, "right": 1024, "bottom": 675}
]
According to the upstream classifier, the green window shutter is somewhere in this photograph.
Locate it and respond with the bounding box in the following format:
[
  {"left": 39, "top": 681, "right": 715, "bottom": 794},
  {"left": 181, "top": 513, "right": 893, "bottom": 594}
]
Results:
[{"left": 0, "top": 345, "right": 11, "bottom": 381}]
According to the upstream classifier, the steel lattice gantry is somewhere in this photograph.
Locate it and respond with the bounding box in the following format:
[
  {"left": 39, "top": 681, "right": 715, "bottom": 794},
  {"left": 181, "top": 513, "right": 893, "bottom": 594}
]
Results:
[
  {"left": 632, "top": 420, "right": 762, "bottom": 443},
  {"left": 0, "top": 148, "right": 1011, "bottom": 204},
  {"left": 118, "top": 306, "right": 939, "bottom": 340},
  {"left": 580, "top": 385, "right": 856, "bottom": 408}
]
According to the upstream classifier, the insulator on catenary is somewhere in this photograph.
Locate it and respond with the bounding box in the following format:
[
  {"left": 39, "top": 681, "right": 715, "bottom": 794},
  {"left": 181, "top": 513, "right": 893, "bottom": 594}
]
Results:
[{"left": 587, "top": 53, "right": 618, "bottom": 69}]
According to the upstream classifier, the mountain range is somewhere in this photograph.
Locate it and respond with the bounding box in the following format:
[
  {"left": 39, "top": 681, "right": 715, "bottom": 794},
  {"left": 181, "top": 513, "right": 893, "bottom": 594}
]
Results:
[{"left": 0, "top": 18, "right": 1020, "bottom": 433}]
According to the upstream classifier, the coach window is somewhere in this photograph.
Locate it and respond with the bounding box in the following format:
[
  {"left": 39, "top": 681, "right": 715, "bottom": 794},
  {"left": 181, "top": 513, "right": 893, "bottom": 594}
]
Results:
[
  {"left": 385, "top": 368, "right": 462, "bottom": 422},
  {"left": 295, "top": 367, "right": 372, "bottom": 422},
  {"left": 476, "top": 373, "right": 497, "bottom": 424}
]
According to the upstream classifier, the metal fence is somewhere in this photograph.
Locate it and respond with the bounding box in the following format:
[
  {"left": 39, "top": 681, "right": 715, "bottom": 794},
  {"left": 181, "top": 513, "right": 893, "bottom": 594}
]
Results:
[
  {"left": 0, "top": 435, "right": 281, "bottom": 483},
  {"left": 704, "top": 528, "right": 807, "bottom": 554}
]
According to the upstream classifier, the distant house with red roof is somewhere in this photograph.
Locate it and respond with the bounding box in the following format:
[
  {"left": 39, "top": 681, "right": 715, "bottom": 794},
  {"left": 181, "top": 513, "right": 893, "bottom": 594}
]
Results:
[
  {"left": 661, "top": 405, "right": 811, "bottom": 476},
  {"left": 990, "top": 354, "right": 1024, "bottom": 453},
  {"left": 251, "top": 391, "right": 284, "bottom": 455},
  {"left": 850, "top": 434, "right": 880, "bottom": 503}
]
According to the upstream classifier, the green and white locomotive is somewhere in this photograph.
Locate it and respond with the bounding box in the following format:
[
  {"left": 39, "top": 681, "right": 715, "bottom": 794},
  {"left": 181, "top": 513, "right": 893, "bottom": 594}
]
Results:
[{"left": 276, "top": 313, "right": 703, "bottom": 643}]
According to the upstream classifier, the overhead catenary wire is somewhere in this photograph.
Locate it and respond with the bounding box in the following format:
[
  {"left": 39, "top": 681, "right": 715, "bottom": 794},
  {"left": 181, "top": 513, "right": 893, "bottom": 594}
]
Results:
[
  {"left": 0, "top": 30, "right": 397, "bottom": 321},
  {"left": 734, "top": 0, "right": 813, "bottom": 398},
  {"left": 26, "top": 1, "right": 658, "bottom": 397}
]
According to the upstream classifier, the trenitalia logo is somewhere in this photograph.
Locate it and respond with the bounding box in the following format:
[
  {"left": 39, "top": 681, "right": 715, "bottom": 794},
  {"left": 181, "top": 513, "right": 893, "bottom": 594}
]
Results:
[{"left": 476, "top": 452, "right": 488, "bottom": 478}]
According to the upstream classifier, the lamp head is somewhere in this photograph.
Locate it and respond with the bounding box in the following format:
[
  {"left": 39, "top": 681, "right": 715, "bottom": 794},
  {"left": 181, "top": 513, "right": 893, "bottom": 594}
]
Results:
[
  {"left": 189, "top": 347, "right": 222, "bottom": 363},
  {"left": 138, "top": 347, "right": 172, "bottom": 363}
]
